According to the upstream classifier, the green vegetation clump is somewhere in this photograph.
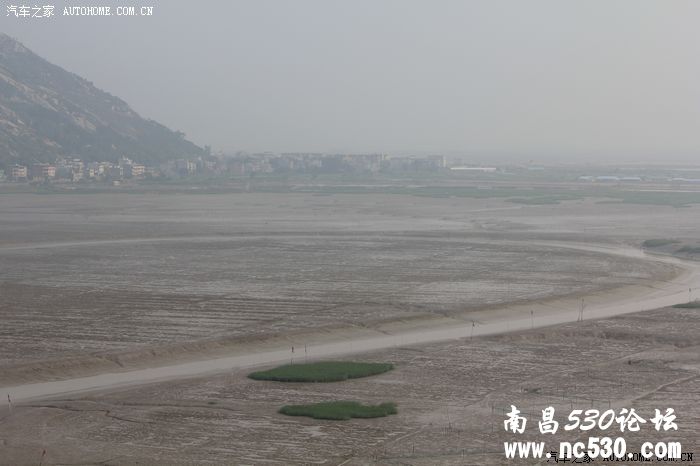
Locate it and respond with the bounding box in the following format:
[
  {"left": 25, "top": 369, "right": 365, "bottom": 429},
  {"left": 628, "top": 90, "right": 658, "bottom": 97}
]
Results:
[
  {"left": 248, "top": 361, "right": 394, "bottom": 383},
  {"left": 507, "top": 193, "right": 583, "bottom": 205},
  {"left": 676, "top": 245, "right": 700, "bottom": 254},
  {"left": 672, "top": 301, "right": 700, "bottom": 309},
  {"left": 279, "top": 401, "right": 397, "bottom": 420},
  {"left": 607, "top": 191, "right": 700, "bottom": 208},
  {"left": 293, "top": 184, "right": 587, "bottom": 202},
  {"left": 642, "top": 239, "right": 680, "bottom": 248}
]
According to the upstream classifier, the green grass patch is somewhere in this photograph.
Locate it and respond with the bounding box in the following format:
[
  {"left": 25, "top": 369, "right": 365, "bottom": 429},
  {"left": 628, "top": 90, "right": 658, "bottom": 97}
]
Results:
[
  {"left": 279, "top": 401, "right": 397, "bottom": 420},
  {"left": 672, "top": 301, "right": 700, "bottom": 309},
  {"left": 507, "top": 193, "right": 583, "bottom": 205},
  {"left": 606, "top": 191, "right": 700, "bottom": 208},
  {"left": 248, "top": 361, "right": 394, "bottom": 383},
  {"left": 676, "top": 245, "right": 700, "bottom": 254},
  {"left": 642, "top": 239, "right": 680, "bottom": 248},
  {"left": 507, "top": 197, "right": 560, "bottom": 205},
  {"left": 292, "top": 184, "right": 586, "bottom": 201}
]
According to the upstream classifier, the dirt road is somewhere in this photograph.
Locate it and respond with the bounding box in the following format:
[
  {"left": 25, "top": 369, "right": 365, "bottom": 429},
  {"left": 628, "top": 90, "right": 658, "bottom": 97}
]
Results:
[{"left": 2, "top": 241, "right": 698, "bottom": 404}]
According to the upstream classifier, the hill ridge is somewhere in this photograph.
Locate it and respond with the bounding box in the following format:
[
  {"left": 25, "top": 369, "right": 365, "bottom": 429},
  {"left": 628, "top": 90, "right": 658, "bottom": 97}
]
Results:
[{"left": 0, "top": 33, "right": 203, "bottom": 169}]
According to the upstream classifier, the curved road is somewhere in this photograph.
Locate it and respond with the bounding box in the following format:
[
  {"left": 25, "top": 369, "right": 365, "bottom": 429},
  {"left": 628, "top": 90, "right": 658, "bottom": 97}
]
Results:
[{"left": 2, "top": 241, "right": 699, "bottom": 404}]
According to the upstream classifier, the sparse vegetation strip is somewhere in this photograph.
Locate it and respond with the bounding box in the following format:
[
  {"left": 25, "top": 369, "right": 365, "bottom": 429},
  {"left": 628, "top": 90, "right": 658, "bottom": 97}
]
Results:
[
  {"left": 249, "top": 361, "right": 394, "bottom": 382},
  {"left": 278, "top": 401, "right": 397, "bottom": 420}
]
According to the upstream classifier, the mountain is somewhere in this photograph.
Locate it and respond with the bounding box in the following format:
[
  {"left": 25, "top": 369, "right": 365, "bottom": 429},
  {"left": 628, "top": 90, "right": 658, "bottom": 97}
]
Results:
[{"left": 0, "top": 33, "right": 203, "bottom": 169}]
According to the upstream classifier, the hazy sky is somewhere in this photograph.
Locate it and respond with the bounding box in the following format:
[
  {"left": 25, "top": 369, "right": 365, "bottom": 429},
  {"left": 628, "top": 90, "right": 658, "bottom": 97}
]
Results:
[{"left": 3, "top": 1, "right": 700, "bottom": 162}]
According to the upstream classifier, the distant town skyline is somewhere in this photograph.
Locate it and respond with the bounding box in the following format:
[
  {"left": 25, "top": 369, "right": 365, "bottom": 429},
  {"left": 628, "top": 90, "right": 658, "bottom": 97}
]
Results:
[{"left": 4, "top": 0, "right": 700, "bottom": 163}]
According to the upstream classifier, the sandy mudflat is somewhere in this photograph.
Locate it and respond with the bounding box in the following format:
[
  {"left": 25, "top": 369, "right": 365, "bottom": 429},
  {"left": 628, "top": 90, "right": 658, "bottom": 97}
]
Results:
[
  {"left": 1, "top": 191, "right": 700, "bottom": 464},
  {"left": 2, "top": 192, "right": 691, "bottom": 386},
  {"left": 1, "top": 304, "right": 698, "bottom": 465},
  {"left": 2, "top": 240, "right": 697, "bottom": 403}
]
